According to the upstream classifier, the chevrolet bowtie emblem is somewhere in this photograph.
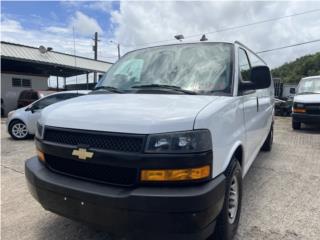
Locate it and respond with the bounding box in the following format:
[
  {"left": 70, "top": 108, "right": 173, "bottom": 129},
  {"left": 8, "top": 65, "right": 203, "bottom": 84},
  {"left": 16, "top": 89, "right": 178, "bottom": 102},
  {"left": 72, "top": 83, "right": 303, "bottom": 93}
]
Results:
[{"left": 72, "top": 148, "right": 94, "bottom": 160}]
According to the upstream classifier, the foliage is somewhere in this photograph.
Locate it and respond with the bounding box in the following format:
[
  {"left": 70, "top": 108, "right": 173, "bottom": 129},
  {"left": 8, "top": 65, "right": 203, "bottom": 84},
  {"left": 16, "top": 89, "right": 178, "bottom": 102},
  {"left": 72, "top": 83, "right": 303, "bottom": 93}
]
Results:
[{"left": 271, "top": 52, "right": 320, "bottom": 83}]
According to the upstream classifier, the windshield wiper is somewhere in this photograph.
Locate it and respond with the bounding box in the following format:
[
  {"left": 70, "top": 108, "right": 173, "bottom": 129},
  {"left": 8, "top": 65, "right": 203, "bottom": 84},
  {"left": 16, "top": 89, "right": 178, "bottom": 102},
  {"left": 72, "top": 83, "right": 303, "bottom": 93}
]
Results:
[
  {"left": 93, "top": 86, "right": 124, "bottom": 93},
  {"left": 131, "top": 84, "right": 198, "bottom": 95}
]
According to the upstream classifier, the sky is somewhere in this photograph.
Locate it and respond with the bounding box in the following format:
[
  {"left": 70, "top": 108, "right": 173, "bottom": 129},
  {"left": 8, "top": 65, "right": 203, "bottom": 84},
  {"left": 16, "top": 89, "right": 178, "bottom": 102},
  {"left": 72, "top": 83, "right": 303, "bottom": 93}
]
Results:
[{"left": 1, "top": 1, "right": 320, "bottom": 86}]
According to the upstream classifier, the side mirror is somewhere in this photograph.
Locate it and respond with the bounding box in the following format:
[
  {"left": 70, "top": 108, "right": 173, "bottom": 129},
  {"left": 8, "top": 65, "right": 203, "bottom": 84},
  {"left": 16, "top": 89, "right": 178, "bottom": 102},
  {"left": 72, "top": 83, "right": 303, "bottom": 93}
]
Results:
[
  {"left": 26, "top": 105, "right": 35, "bottom": 113},
  {"left": 239, "top": 81, "right": 255, "bottom": 91},
  {"left": 250, "top": 65, "right": 271, "bottom": 89},
  {"left": 289, "top": 88, "right": 296, "bottom": 94}
]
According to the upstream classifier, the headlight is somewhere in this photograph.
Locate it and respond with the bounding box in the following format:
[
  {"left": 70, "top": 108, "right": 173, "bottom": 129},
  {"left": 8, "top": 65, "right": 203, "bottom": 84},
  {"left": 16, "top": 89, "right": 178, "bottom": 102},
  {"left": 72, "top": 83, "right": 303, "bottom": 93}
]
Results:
[
  {"left": 295, "top": 103, "right": 304, "bottom": 108},
  {"left": 145, "top": 130, "right": 212, "bottom": 153},
  {"left": 293, "top": 102, "right": 306, "bottom": 113},
  {"left": 36, "top": 122, "right": 44, "bottom": 139}
]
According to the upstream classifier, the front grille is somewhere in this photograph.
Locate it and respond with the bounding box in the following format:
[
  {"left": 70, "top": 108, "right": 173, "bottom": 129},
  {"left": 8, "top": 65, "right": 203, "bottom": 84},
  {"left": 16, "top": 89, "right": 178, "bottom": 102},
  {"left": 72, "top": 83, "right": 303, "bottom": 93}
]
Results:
[
  {"left": 45, "top": 154, "right": 138, "bottom": 186},
  {"left": 305, "top": 103, "right": 320, "bottom": 115},
  {"left": 44, "top": 127, "right": 145, "bottom": 153}
]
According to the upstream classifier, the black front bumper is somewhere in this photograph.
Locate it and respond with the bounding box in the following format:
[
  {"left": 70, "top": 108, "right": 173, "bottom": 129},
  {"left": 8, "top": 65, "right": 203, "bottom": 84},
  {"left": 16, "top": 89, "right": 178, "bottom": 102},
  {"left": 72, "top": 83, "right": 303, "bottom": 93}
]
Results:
[
  {"left": 292, "top": 113, "right": 320, "bottom": 124},
  {"left": 26, "top": 157, "right": 226, "bottom": 240}
]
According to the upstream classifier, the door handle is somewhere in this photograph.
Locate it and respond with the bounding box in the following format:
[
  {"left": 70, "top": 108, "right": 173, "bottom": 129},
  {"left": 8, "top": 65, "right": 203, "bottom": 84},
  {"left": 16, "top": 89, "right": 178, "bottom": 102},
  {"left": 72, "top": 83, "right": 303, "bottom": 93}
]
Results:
[{"left": 256, "top": 97, "right": 259, "bottom": 112}]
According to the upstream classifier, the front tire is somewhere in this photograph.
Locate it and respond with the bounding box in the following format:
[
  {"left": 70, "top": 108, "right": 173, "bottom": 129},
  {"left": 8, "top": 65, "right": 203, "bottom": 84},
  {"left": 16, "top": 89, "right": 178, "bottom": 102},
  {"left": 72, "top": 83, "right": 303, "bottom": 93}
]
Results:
[
  {"left": 9, "top": 120, "right": 29, "bottom": 140},
  {"left": 210, "top": 159, "right": 242, "bottom": 240}
]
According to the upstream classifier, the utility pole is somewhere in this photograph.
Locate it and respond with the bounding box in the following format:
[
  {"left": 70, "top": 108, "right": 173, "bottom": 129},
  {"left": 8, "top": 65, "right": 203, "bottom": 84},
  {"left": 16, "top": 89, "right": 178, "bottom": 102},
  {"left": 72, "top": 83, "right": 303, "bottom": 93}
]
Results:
[
  {"left": 110, "top": 40, "right": 121, "bottom": 60},
  {"left": 117, "top": 43, "right": 120, "bottom": 60},
  {"left": 93, "top": 32, "right": 99, "bottom": 83}
]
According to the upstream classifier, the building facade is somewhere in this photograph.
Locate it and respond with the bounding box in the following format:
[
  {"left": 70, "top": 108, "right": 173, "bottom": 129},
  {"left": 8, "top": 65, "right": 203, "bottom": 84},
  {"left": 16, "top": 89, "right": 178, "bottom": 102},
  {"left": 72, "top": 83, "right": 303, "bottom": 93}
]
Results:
[{"left": 1, "top": 41, "right": 112, "bottom": 116}]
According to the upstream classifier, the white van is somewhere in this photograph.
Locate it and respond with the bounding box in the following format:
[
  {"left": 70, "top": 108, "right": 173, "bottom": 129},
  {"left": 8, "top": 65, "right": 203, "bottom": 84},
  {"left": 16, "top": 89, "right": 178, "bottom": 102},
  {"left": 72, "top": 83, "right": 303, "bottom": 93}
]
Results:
[
  {"left": 25, "top": 42, "right": 274, "bottom": 240},
  {"left": 292, "top": 76, "right": 320, "bottom": 129}
]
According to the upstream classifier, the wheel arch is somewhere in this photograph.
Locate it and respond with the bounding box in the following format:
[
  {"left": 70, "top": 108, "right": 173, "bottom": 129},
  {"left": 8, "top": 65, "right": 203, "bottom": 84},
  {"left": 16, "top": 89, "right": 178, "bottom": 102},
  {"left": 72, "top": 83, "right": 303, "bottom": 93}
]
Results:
[
  {"left": 223, "top": 142, "right": 244, "bottom": 174},
  {"left": 233, "top": 145, "right": 243, "bottom": 168},
  {"left": 8, "top": 118, "right": 26, "bottom": 128}
]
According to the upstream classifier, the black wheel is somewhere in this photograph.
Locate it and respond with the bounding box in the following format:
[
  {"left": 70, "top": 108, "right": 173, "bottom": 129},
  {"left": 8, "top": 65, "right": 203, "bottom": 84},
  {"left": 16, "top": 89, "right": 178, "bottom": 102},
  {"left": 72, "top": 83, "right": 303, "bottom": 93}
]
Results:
[
  {"left": 210, "top": 159, "right": 242, "bottom": 240},
  {"left": 9, "top": 120, "right": 29, "bottom": 140},
  {"left": 261, "top": 125, "right": 273, "bottom": 151},
  {"left": 292, "top": 120, "right": 301, "bottom": 130}
]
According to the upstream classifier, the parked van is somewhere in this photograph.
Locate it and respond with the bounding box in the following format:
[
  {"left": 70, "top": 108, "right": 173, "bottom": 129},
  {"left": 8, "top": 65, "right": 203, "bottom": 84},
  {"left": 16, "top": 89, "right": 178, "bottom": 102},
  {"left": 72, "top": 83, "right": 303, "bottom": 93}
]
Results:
[
  {"left": 292, "top": 76, "right": 320, "bottom": 129},
  {"left": 25, "top": 42, "right": 274, "bottom": 240}
]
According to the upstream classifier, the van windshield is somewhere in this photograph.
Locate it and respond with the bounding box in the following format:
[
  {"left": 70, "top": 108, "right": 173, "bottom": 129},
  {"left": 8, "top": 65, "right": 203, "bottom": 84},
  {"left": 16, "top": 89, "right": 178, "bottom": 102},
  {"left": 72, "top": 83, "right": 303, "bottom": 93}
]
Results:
[
  {"left": 297, "top": 78, "right": 320, "bottom": 94},
  {"left": 97, "top": 43, "right": 233, "bottom": 95}
]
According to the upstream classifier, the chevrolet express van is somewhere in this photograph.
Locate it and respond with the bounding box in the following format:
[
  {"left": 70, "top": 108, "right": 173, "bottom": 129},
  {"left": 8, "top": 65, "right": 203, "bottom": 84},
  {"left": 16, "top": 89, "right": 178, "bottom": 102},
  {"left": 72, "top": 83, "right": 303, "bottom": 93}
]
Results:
[
  {"left": 26, "top": 42, "right": 274, "bottom": 240},
  {"left": 292, "top": 76, "right": 320, "bottom": 129}
]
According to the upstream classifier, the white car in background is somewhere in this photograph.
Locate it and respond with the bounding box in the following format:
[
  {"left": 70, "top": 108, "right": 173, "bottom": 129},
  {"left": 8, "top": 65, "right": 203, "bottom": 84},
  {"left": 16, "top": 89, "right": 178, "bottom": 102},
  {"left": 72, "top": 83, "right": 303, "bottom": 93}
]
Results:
[
  {"left": 7, "top": 90, "right": 90, "bottom": 140},
  {"left": 292, "top": 76, "right": 320, "bottom": 129}
]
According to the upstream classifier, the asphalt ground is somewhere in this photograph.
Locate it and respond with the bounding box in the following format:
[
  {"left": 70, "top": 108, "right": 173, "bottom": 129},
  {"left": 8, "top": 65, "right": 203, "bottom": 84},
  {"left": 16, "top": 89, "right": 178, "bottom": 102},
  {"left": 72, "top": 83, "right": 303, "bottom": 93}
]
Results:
[{"left": 1, "top": 117, "right": 320, "bottom": 240}]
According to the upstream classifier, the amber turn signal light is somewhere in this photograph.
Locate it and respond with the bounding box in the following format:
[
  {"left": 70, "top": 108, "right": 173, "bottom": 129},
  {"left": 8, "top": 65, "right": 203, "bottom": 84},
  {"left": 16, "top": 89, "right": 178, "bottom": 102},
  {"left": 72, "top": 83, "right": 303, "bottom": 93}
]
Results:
[
  {"left": 37, "top": 149, "right": 45, "bottom": 162},
  {"left": 140, "top": 165, "right": 210, "bottom": 182},
  {"left": 293, "top": 108, "right": 306, "bottom": 113}
]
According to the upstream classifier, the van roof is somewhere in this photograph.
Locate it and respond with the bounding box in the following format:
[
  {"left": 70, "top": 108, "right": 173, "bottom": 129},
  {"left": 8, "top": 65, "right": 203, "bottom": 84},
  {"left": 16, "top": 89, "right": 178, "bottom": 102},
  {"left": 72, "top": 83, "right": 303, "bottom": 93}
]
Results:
[{"left": 302, "top": 75, "right": 320, "bottom": 80}]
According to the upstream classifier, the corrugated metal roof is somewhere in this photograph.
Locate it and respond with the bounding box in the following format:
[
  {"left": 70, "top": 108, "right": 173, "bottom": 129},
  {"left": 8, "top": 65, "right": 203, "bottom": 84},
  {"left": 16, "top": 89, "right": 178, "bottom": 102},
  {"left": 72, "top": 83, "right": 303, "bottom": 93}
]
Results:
[{"left": 0, "top": 41, "right": 112, "bottom": 73}]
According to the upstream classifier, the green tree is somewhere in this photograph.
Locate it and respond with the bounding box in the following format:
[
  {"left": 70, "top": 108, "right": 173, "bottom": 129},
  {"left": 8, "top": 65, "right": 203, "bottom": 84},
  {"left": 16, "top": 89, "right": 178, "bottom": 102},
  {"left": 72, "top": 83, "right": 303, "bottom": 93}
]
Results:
[{"left": 271, "top": 52, "right": 320, "bottom": 83}]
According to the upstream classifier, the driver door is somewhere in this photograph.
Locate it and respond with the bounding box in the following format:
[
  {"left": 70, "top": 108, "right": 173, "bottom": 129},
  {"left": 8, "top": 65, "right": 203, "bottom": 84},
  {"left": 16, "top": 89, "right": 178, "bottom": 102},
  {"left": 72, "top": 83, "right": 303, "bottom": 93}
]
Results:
[{"left": 238, "top": 48, "right": 260, "bottom": 170}]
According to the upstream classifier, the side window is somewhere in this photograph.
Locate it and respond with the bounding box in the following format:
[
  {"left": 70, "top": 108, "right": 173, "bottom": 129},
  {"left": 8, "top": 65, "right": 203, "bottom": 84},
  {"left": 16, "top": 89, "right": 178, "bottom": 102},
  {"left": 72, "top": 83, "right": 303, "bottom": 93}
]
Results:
[
  {"left": 31, "top": 94, "right": 80, "bottom": 111},
  {"left": 238, "top": 49, "right": 251, "bottom": 82},
  {"left": 247, "top": 51, "right": 265, "bottom": 67},
  {"left": 55, "top": 93, "right": 79, "bottom": 101},
  {"left": 12, "top": 78, "right": 32, "bottom": 87},
  {"left": 12, "top": 78, "right": 22, "bottom": 87},
  {"left": 32, "top": 95, "right": 58, "bottom": 111},
  {"left": 22, "top": 79, "right": 32, "bottom": 87}
]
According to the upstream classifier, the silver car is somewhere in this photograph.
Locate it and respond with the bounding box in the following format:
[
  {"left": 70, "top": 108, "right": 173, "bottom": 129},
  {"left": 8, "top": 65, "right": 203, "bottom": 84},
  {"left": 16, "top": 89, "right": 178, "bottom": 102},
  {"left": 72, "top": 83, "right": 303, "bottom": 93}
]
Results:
[{"left": 6, "top": 90, "right": 90, "bottom": 140}]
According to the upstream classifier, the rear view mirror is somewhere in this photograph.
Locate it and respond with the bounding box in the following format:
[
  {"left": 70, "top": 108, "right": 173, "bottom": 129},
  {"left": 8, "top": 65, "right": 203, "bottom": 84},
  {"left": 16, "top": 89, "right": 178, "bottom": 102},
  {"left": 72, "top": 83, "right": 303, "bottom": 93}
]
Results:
[
  {"left": 290, "top": 88, "right": 296, "bottom": 94},
  {"left": 239, "top": 66, "right": 272, "bottom": 92},
  {"left": 250, "top": 66, "right": 271, "bottom": 89}
]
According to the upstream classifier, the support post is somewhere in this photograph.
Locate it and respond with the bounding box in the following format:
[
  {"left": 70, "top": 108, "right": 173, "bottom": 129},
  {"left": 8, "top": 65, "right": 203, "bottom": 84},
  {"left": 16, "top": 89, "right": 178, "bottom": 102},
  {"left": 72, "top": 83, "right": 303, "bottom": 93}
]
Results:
[
  {"left": 93, "top": 32, "right": 99, "bottom": 83},
  {"left": 86, "top": 72, "right": 89, "bottom": 90}
]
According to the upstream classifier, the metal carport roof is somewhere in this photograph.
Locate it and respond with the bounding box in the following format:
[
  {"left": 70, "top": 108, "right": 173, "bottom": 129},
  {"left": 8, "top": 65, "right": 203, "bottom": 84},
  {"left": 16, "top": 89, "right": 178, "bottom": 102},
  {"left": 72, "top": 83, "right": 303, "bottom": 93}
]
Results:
[{"left": 0, "top": 41, "right": 112, "bottom": 77}]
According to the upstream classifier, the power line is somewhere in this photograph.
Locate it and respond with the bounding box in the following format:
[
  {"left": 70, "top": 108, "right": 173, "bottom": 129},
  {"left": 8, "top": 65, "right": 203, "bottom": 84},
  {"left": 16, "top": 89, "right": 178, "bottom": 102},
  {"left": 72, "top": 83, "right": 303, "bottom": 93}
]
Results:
[
  {"left": 256, "top": 39, "right": 320, "bottom": 54},
  {"left": 188, "top": 9, "right": 320, "bottom": 38},
  {"left": 124, "top": 8, "right": 320, "bottom": 48}
]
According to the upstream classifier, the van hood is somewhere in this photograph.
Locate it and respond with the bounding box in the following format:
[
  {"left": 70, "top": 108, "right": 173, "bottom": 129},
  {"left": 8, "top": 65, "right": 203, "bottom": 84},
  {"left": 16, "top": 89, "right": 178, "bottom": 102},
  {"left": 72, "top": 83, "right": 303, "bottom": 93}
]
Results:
[
  {"left": 41, "top": 94, "right": 222, "bottom": 134},
  {"left": 294, "top": 94, "right": 320, "bottom": 103}
]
